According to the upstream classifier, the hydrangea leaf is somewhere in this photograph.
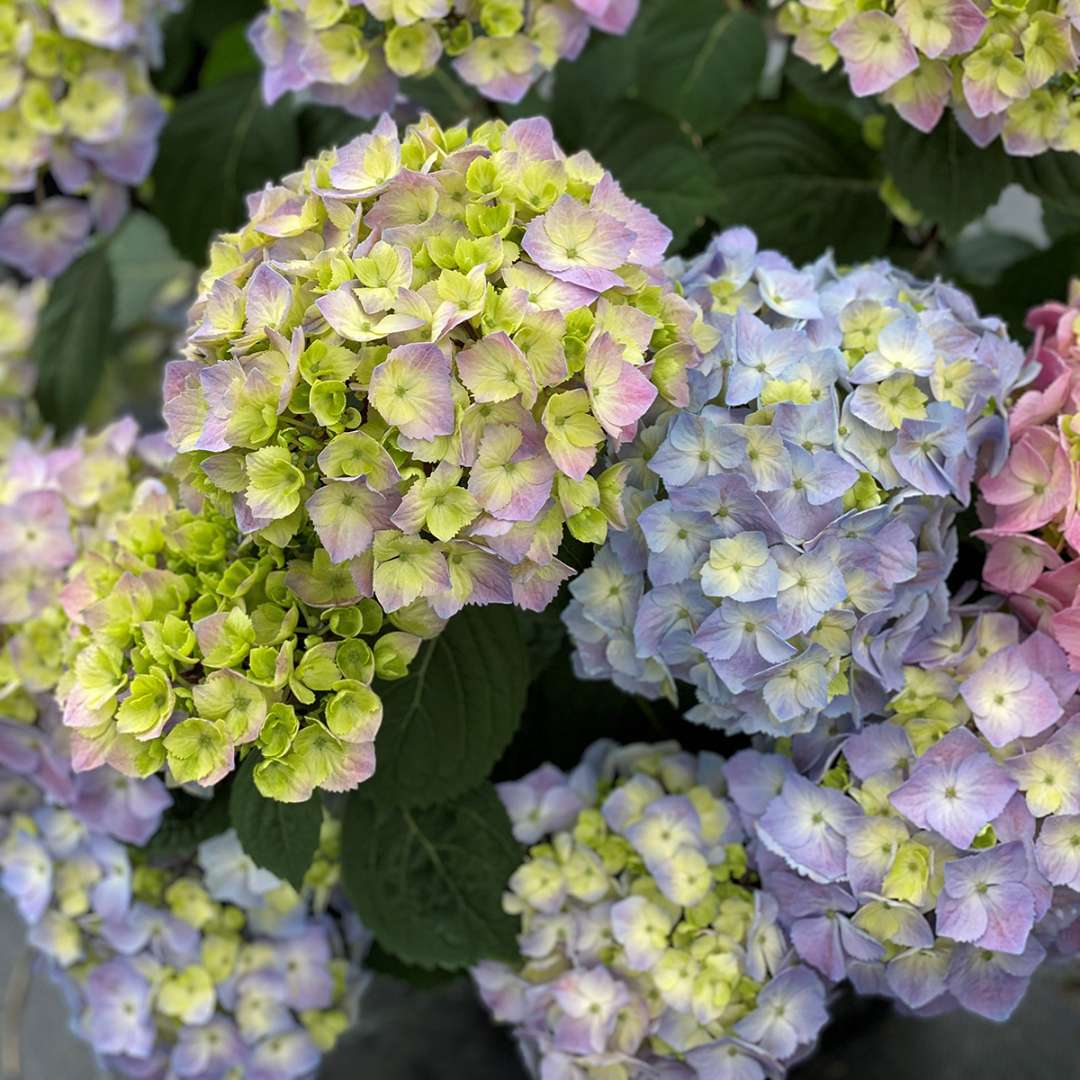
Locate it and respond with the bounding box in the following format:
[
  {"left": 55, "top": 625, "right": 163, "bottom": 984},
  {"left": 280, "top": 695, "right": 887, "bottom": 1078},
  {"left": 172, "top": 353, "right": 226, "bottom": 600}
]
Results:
[
  {"left": 151, "top": 74, "right": 299, "bottom": 262},
  {"left": 31, "top": 243, "right": 115, "bottom": 435},
  {"left": 342, "top": 782, "right": 521, "bottom": 969},
  {"left": 636, "top": 4, "right": 766, "bottom": 138},
  {"left": 355, "top": 605, "right": 528, "bottom": 808},
  {"left": 707, "top": 114, "right": 890, "bottom": 263},
  {"left": 143, "top": 789, "right": 230, "bottom": 859},
  {"left": 882, "top": 113, "right": 1012, "bottom": 236},
  {"left": 229, "top": 753, "right": 322, "bottom": 889}
]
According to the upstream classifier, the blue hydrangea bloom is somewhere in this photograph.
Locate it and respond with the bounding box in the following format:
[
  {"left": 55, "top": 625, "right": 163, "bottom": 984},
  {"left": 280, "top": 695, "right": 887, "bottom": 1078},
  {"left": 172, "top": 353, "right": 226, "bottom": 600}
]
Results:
[{"left": 565, "top": 227, "right": 1030, "bottom": 736}]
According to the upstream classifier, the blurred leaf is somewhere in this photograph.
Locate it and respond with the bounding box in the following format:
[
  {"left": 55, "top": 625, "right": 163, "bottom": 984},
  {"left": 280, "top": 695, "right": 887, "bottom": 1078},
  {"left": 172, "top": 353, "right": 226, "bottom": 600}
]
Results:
[
  {"left": 156, "top": 5, "right": 198, "bottom": 94},
  {"left": 152, "top": 74, "right": 299, "bottom": 262},
  {"left": 943, "top": 230, "right": 1039, "bottom": 288},
  {"left": 230, "top": 754, "right": 322, "bottom": 888},
  {"left": 1011, "top": 151, "right": 1080, "bottom": 216},
  {"left": 299, "top": 105, "right": 373, "bottom": 160},
  {"left": 970, "top": 233, "right": 1080, "bottom": 337},
  {"left": 106, "top": 211, "right": 187, "bottom": 331},
  {"left": 200, "top": 23, "right": 259, "bottom": 87},
  {"left": 515, "top": 605, "right": 566, "bottom": 683},
  {"left": 1043, "top": 203, "right": 1080, "bottom": 242},
  {"left": 548, "top": 32, "right": 639, "bottom": 148},
  {"left": 883, "top": 113, "right": 1011, "bottom": 236},
  {"left": 399, "top": 64, "right": 489, "bottom": 127},
  {"left": 637, "top": 5, "right": 766, "bottom": 137},
  {"left": 144, "top": 788, "right": 230, "bottom": 858},
  {"left": 580, "top": 103, "right": 718, "bottom": 251},
  {"left": 32, "top": 244, "right": 115, "bottom": 435},
  {"left": 784, "top": 56, "right": 875, "bottom": 118},
  {"left": 707, "top": 113, "right": 889, "bottom": 263},
  {"left": 342, "top": 783, "right": 521, "bottom": 969},
  {"left": 357, "top": 606, "right": 528, "bottom": 808},
  {"left": 190, "top": 0, "right": 263, "bottom": 45},
  {"left": 365, "top": 942, "right": 459, "bottom": 988}
]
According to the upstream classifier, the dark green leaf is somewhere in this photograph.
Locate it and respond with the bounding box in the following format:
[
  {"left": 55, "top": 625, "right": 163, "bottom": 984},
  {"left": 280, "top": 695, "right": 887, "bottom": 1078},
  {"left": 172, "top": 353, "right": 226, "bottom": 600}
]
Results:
[
  {"left": 637, "top": 5, "right": 766, "bottom": 137},
  {"left": 358, "top": 606, "right": 528, "bottom": 808},
  {"left": 1010, "top": 151, "right": 1080, "bottom": 218},
  {"left": 943, "top": 230, "right": 1039, "bottom": 288},
  {"left": 399, "top": 64, "right": 489, "bottom": 127},
  {"left": 152, "top": 74, "right": 299, "bottom": 263},
  {"left": 32, "top": 244, "right": 115, "bottom": 435},
  {"left": 106, "top": 212, "right": 187, "bottom": 332},
  {"left": 342, "top": 782, "right": 521, "bottom": 969},
  {"left": 299, "top": 106, "right": 373, "bottom": 161},
  {"left": 784, "top": 56, "right": 876, "bottom": 117},
  {"left": 144, "top": 788, "right": 231, "bottom": 858},
  {"left": 579, "top": 103, "right": 718, "bottom": 251},
  {"left": 882, "top": 113, "right": 1012, "bottom": 236},
  {"left": 190, "top": 0, "right": 263, "bottom": 45},
  {"left": 200, "top": 23, "right": 260, "bottom": 87},
  {"left": 969, "top": 233, "right": 1080, "bottom": 338},
  {"left": 229, "top": 754, "right": 322, "bottom": 888},
  {"left": 708, "top": 113, "right": 889, "bottom": 263},
  {"left": 156, "top": 6, "right": 198, "bottom": 94},
  {"left": 365, "top": 942, "right": 460, "bottom": 988},
  {"left": 515, "top": 606, "right": 566, "bottom": 683},
  {"left": 548, "top": 31, "right": 639, "bottom": 148}
]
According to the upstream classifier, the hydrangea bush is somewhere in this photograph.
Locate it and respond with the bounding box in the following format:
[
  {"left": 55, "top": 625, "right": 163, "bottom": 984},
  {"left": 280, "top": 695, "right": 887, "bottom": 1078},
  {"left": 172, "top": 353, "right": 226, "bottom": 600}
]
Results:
[
  {"left": 565, "top": 227, "right": 1028, "bottom": 735},
  {"left": 976, "top": 280, "right": 1080, "bottom": 665},
  {"left": 163, "top": 113, "right": 702, "bottom": 624},
  {"left": 475, "top": 740, "right": 830, "bottom": 1078},
  {"left": 0, "top": 0, "right": 175, "bottom": 278},
  {"left": 728, "top": 606, "right": 1080, "bottom": 1021},
  {"left": 776, "top": 0, "right": 1080, "bottom": 155},
  {"left": 249, "top": 0, "right": 639, "bottom": 116},
  {"left": 0, "top": 804, "right": 360, "bottom": 1079}
]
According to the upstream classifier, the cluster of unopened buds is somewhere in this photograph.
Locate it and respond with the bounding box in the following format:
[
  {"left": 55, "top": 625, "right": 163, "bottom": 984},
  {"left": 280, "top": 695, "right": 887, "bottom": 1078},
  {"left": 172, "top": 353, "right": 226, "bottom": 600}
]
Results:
[
  {"left": 0, "top": 0, "right": 175, "bottom": 278},
  {"left": 977, "top": 279, "right": 1080, "bottom": 667},
  {"left": 565, "top": 226, "right": 1028, "bottom": 736},
  {"left": 475, "top": 740, "right": 830, "bottom": 1078},
  {"left": 163, "top": 112, "right": 703, "bottom": 627},
  {"left": 728, "top": 606, "right": 1080, "bottom": 1021},
  {"left": 776, "top": 0, "right": 1080, "bottom": 155},
  {"left": 249, "top": 0, "right": 639, "bottom": 116}
]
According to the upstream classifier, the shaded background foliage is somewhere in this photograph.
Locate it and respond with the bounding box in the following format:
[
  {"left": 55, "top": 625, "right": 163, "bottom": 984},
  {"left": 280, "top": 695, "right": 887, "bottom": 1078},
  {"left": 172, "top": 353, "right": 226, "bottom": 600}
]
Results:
[{"left": 16, "top": 0, "right": 1080, "bottom": 1071}]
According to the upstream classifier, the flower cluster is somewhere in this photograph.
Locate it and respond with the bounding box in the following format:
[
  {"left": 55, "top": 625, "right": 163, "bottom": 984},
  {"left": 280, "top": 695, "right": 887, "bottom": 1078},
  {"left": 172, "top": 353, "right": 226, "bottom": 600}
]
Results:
[
  {"left": 727, "top": 607, "right": 1080, "bottom": 1022},
  {"left": 0, "top": 275, "right": 45, "bottom": 446},
  {"left": 565, "top": 227, "right": 1026, "bottom": 736},
  {"left": 977, "top": 280, "right": 1080, "bottom": 666},
  {"left": 474, "top": 740, "right": 830, "bottom": 1078},
  {"left": 249, "top": 0, "right": 639, "bottom": 117},
  {"left": 0, "top": 807, "right": 360, "bottom": 1080},
  {"left": 163, "top": 113, "right": 701, "bottom": 623},
  {"left": 0, "top": 415, "right": 422, "bottom": 803},
  {"left": 0, "top": 0, "right": 175, "bottom": 279},
  {"left": 777, "top": 0, "right": 1080, "bottom": 155}
]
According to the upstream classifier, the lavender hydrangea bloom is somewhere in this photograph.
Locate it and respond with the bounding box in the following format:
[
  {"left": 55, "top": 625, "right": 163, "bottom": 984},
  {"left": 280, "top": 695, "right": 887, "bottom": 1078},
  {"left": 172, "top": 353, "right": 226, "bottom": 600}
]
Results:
[
  {"left": 566, "top": 228, "right": 1027, "bottom": 736},
  {"left": 249, "top": 1, "right": 640, "bottom": 117},
  {"left": 0, "top": 1, "right": 175, "bottom": 278},
  {"left": 477, "top": 741, "right": 830, "bottom": 1076},
  {"left": 737, "top": 608, "right": 1077, "bottom": 1023},
  {"left": 0, "top": 807, "right": 361, "bottom": 1079}
]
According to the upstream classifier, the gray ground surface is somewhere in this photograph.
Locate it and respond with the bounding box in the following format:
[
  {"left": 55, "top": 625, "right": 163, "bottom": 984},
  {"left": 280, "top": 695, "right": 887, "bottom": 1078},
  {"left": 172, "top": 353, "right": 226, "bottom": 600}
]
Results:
[{"left": 3, "top": 900, "right": 1077, "bottom": 1080}]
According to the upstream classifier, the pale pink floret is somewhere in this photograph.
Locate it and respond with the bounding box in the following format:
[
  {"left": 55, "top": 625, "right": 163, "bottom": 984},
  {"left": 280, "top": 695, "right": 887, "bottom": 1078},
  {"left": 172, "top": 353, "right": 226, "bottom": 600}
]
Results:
[
  {"left": 832, "top": 12, "right": 919, "bottom": 97},
  {"left": 980, "top": 427, "right": 1071, "bottom": 533}
]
